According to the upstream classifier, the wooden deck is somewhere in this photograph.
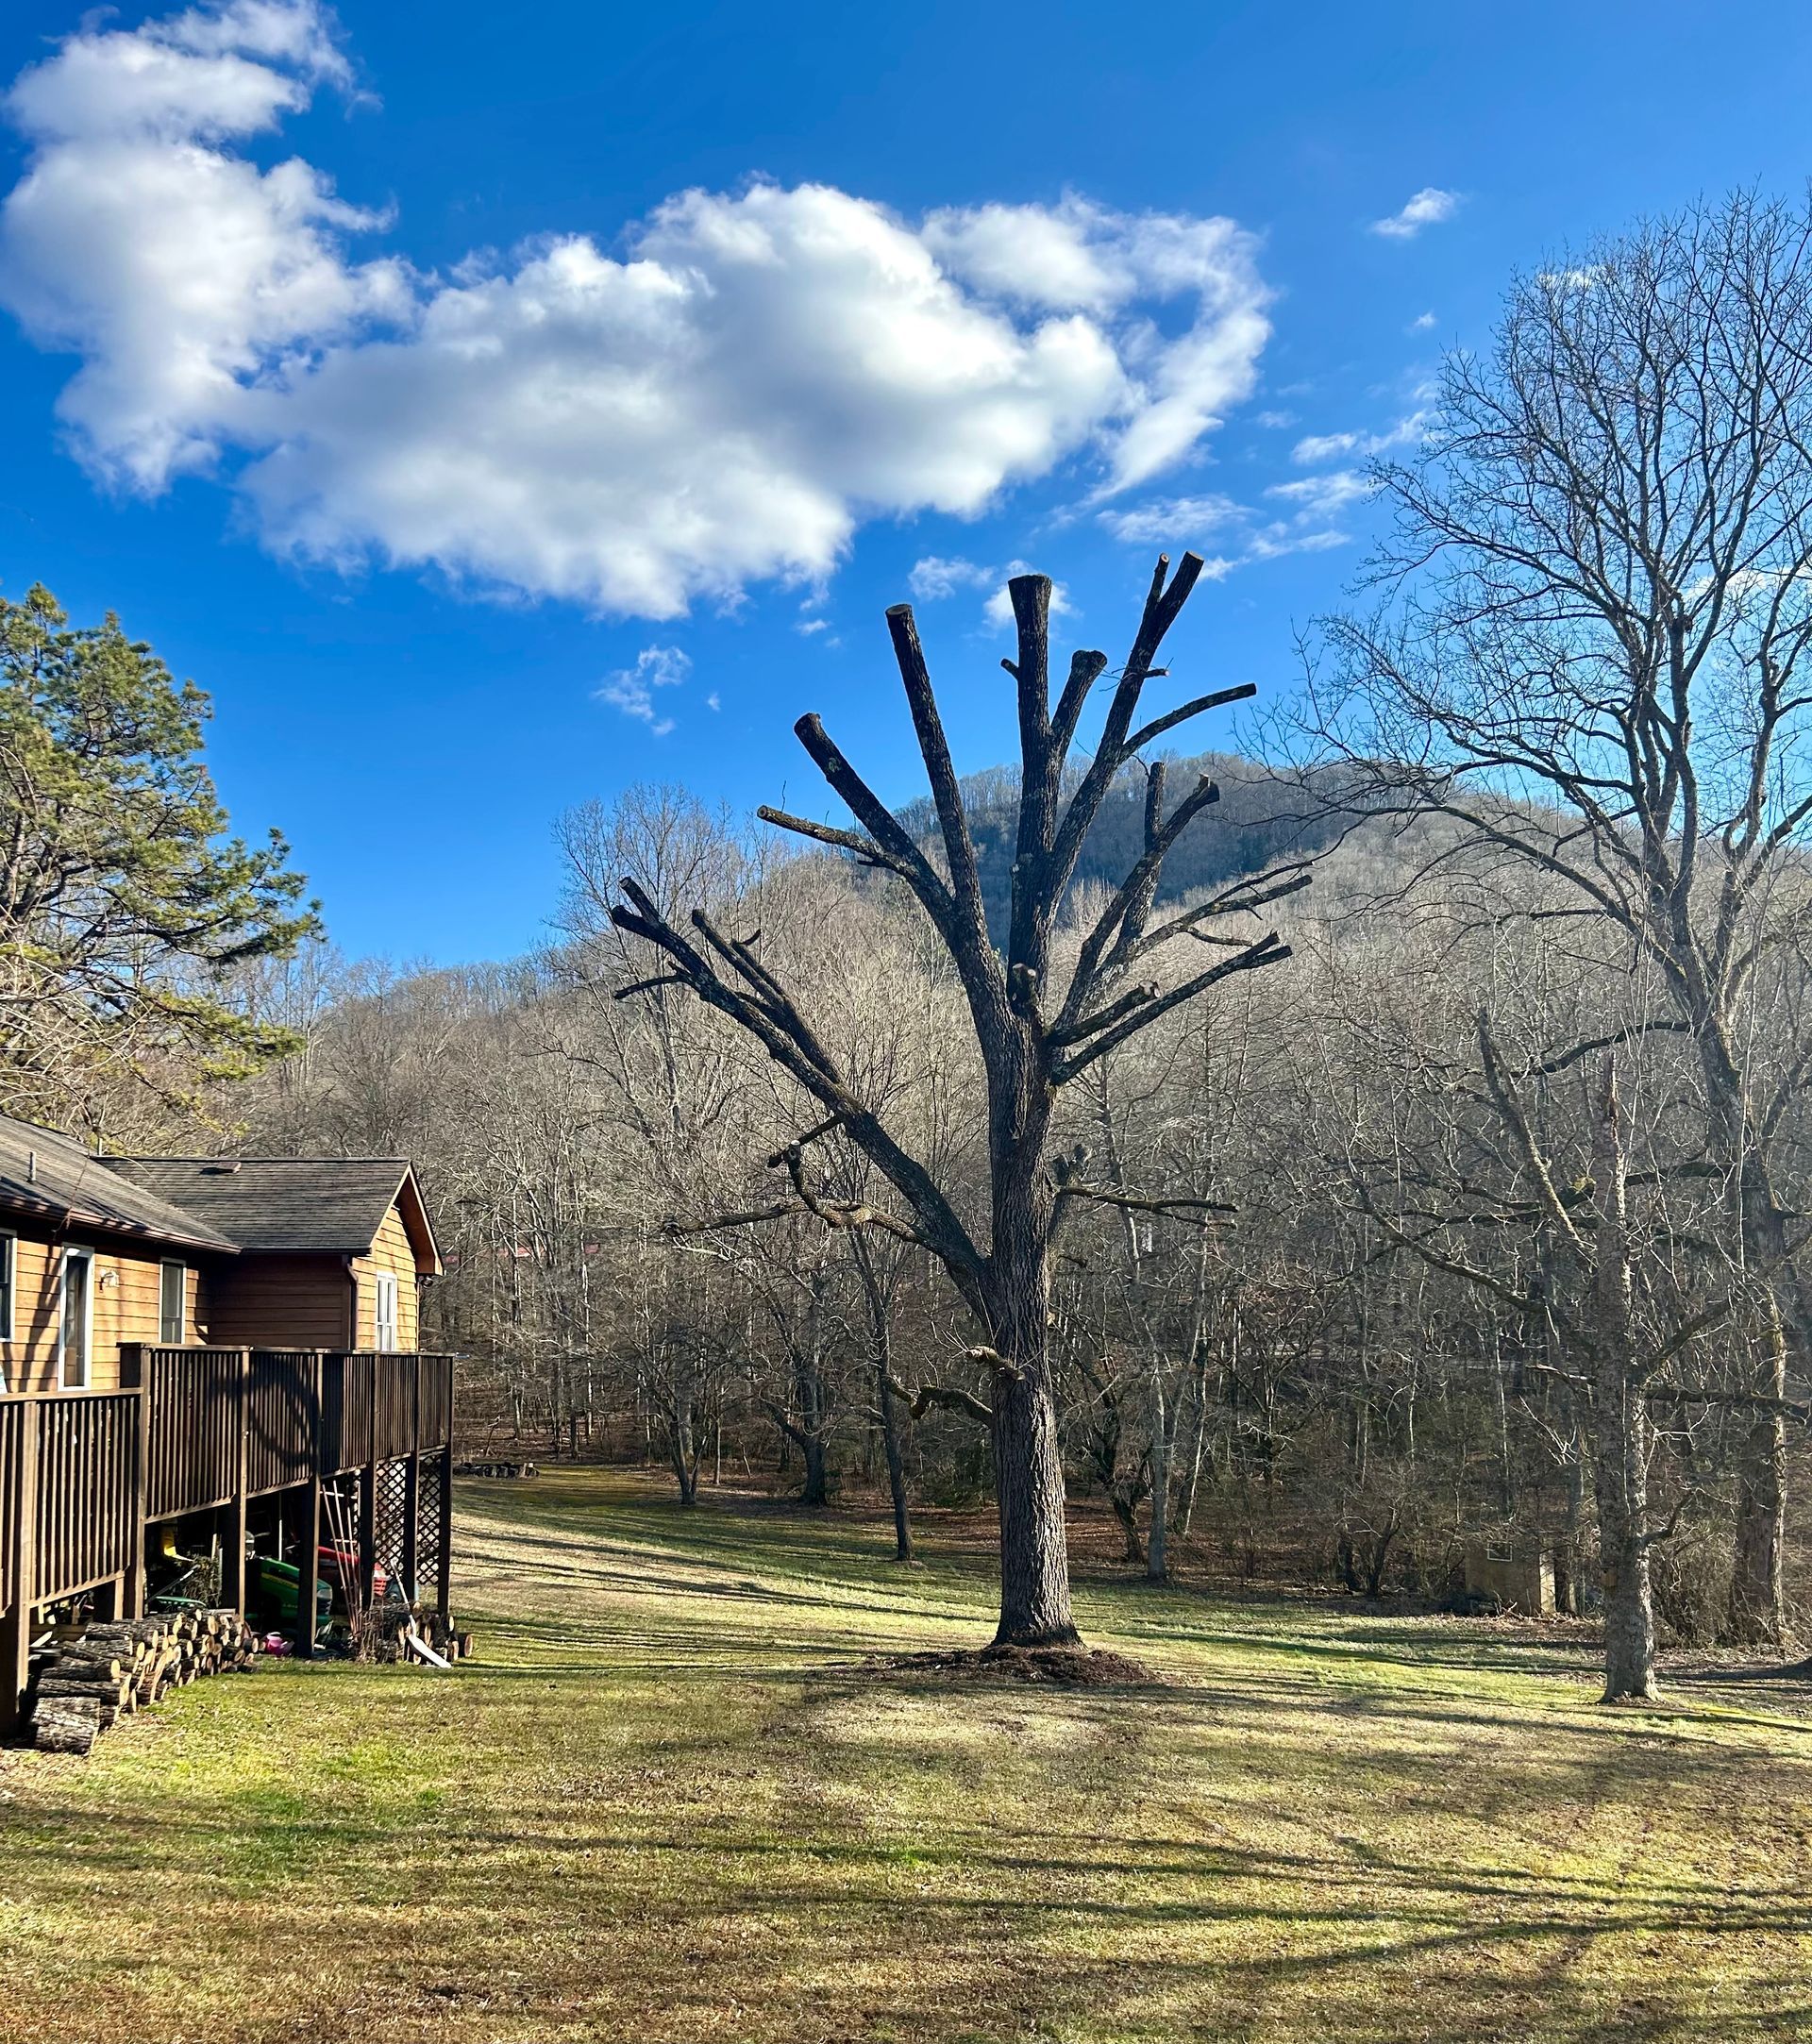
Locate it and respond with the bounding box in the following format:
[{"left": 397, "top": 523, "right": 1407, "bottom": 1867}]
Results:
[{"left": 0, "top": 1349, "right": 455, "bottom": 1725}]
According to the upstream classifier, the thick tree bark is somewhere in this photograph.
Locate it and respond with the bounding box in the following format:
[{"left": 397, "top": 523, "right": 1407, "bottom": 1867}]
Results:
[
  {"left": 1594, "top": 1373, "right": 1657, "bottom": 1702},
  {"left": 985, "top": 1238, "right": 1078, "bottom": 1647},
  {"left": 990, "top": 1365, "right": 1078, "bottom": 1644}
]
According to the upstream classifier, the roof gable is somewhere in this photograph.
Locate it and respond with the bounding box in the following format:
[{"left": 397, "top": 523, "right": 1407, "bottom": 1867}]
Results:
[{"left": 103, "top": 1157, "right": 440, "bottom": 1270}]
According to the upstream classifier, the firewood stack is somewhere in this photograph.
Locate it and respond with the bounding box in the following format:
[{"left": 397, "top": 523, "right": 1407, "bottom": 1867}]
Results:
[
  {"left": 356, "top": 1600, "right": 475, "bottom": 1666},
  {"left": 27, "top": 1609, "right": 261, "bottom": 1755},
  {"left": 417, "top": 1608, "right": 476, "bottom": 1665}
]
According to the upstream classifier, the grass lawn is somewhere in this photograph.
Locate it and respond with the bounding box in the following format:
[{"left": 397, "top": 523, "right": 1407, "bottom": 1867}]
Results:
[{"left": 1, "top": 1469, "right": 1809, "bottom": 2043}]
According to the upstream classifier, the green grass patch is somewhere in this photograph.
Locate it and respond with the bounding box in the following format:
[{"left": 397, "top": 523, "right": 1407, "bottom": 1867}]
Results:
[{"left": 1, "top": 1467, "right": 1807, "bottom": 2042}]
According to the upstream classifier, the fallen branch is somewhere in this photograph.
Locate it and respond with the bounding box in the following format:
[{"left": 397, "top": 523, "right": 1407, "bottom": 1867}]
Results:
[{"left": 883, "top": 1370, "right": 995, "bottom": 1425}]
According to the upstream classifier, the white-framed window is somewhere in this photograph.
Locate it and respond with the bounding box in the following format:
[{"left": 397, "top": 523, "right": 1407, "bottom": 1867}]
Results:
[
  {"left": 58, "top": 1247, "right": 93, "bottom": 1390},
  {"left": 373, "top": 1272, "right": 399, "bottom": 1352},
  {"left": 0, "top": 1232, "right": 15, "bottom": 1347},
  {"left": 159, "top": 1260, "right": 186, "bottom": 1346}
]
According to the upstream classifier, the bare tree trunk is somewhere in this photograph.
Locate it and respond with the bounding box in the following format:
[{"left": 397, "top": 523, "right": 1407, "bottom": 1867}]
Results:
[
  {"left": 850, "top": 1232, "right": 914, "bottom": 1563},
  {"left": 1728, "top": 1301, "right": 1787, "bottom": 1642},
  {"left": 1146, "top": 1366, "right": 1168, "bottom": 1583},
  {"left": 1592, "top": 1065, "right": 1658, "bottom": 1704},
  {"left": 797, "top": 1431, "right": 830, "bottom": 1508},
  {"left": 987, "top": 1245, "right": 1078, "bottom": 1647},
  {"left": 877, "top": 1365, "right": 914, "bottom": 1565},
  {"left": 1558, "top": 1447, "right": 1586, "bottom": 1616},
  {"left": 1111, "top": 1491, "right": 1145, "bottom": 1564},
  {"left": 1171, "top": 1321, "right": 1214, "bottom": 1538},
  {"left": 667, "top": 1387, "right": 699, "bottom": 1507},
  {"left": 1699, "top": 1023, "right": 1790, "bottom": 1645}
]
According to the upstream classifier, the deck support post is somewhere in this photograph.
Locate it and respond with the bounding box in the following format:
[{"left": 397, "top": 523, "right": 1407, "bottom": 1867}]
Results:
[
  {"left": 402, "top": 1357, "right": 422, "bottom": 1605},
  {"left": 1, "top": 1405, "right": 39, "bottom": 1729},
  {"left": 296, "top": 1353, "right": 323, "bottom": 1659},
  {"left": 224, "top": 1349, "right": 250, "bottom": 1617},
  {"left": 122, "top": 1345, "right": 151, "bottom": 1620},
  {"left": 435, "top": 1442, "right": 452, "bottom": 1626},
  {"left": 358, "top": 1371, "right": 378, "bottom": 1616}
]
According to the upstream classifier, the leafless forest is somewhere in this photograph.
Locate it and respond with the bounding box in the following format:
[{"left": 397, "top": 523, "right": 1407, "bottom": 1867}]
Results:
[{"left": 226, "top": 194, "right": 1812, "bottom": 1701}]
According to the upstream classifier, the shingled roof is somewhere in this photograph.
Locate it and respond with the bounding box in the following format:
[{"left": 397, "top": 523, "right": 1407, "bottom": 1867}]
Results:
[
  {"left": 102, "top": 1157, "right": 439, "bottom": 1269},
  {"left": 0, "top": 1118, "right": 238, "bottom": 1252}
]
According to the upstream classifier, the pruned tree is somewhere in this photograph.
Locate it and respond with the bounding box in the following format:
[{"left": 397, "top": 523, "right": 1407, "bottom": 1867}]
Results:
[{"left": 611, "top": 557, "right": 1305, "bottom": 1646}]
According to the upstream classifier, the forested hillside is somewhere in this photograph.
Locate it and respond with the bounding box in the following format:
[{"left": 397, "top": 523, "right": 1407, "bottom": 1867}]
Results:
[
  {"left": 897, "top": 750, "right": 1351, "bottom": 940},
  {"left": 225, "top": 776, "right": 1812, "bottom": 1691}
]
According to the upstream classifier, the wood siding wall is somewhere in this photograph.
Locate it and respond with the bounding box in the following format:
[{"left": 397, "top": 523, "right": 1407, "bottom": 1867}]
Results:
[
  {"left": 0, "top": 1223, "right": 204, "bottom": 1395},
  {"left": 0, "top": 1189, "right": 425, "bottom": 1386},
  {"left": 352, "top": 1203, "right": 421, "bottom": 1350},
  {"left": 201, "top": 1255, "right": 353, "bottom": 1351}
]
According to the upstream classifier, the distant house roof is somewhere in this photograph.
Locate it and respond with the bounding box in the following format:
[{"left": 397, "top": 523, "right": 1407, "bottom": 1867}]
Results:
[
  {"left": 103, "top": 1157, "right": 441, "bottom": 1273},
  {"left": 0, "top": 1117, "right": 239, "bottom": 1253}
]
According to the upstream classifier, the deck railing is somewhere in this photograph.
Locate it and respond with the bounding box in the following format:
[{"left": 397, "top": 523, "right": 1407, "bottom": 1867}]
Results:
[
  {"left": 145, "top": 1347, "right": 243, "bottom": 1520},
  {"left": 0, "top": 1391, "right": 147, "bottom": 1615},
  {"left": 139, "top": 1348, "right": 455, "bottom": 1521},
  {"left": 35, "top": 1391, "right": 140, "bottom": 1602},
  {"left": 0, "top": 1348, "right": 456, "bottom": 1721}
]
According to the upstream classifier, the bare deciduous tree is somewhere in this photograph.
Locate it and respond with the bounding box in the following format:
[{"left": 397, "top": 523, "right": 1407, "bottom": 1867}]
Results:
[
  {"left": 611, "top": 560, "right": 1303, "bottom": 1645},
  {"left": 1306, "top": 193, "right": 1812, "bottom": 1640}
]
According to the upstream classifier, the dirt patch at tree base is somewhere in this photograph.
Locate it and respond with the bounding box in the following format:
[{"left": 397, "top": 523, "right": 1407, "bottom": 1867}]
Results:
[{"left": 856, "top": 1643, "right": 1165, "bottom": 1687}]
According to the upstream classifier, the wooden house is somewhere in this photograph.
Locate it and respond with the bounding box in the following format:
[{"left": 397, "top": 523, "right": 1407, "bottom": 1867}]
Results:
[{"left": 0, "top": 1114, "right": 456, "bottom": 1724}]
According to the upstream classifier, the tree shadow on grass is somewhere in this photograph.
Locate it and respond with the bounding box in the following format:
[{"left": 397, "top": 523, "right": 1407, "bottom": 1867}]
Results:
[{"left": 6, "top": 1787, "right": 1809, "bottom": 2044}]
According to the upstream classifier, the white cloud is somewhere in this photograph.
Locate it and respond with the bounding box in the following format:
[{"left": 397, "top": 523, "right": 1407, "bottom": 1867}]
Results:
[
  {"left": 1253, "top": 409, "right": 1296, "bottom": 429},
  {"left": 1290, "top": 411, "right": 1429, "bottom": 465},
  {"left": 1102, "top": 476, "right": 1373, "bottom": 576},
  {"left": 0, "top": 3, "right": 405, "bottom": 493},
  {"left": 1408, "top": 310, "right": 1436, "bottom": 331},
  {"left": 1369, "top": 188, "right": 1461, "bottom": 240},
  {"left": 921, "top": 196, "right": 1271, "bottom": 492},
  {"left": 0, "top": 8, "right": 1274, "bottom": 619},
  {"left": 8, "top": 0, "right": 347, "bottom": 145},
  {"left": 1265, "top": 469, "right": 1376, "bottom": 516},
  {"left": 907, "top": 555, "right": 998, "bottom": 602},
  {"left": 1095, "top": 493, "right": 1242, "bottom": 546},
  {"left": 596, "top": 644, "right": 689, "bottom": 736},
  {"left": 1244, "top": 523, "right": 1351, "bottom": 561}
]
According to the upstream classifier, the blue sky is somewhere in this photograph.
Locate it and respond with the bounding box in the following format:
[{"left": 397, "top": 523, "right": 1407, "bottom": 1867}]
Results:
[{"left": 0, "top": 0, "right": 1807, "bottom": 963}]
